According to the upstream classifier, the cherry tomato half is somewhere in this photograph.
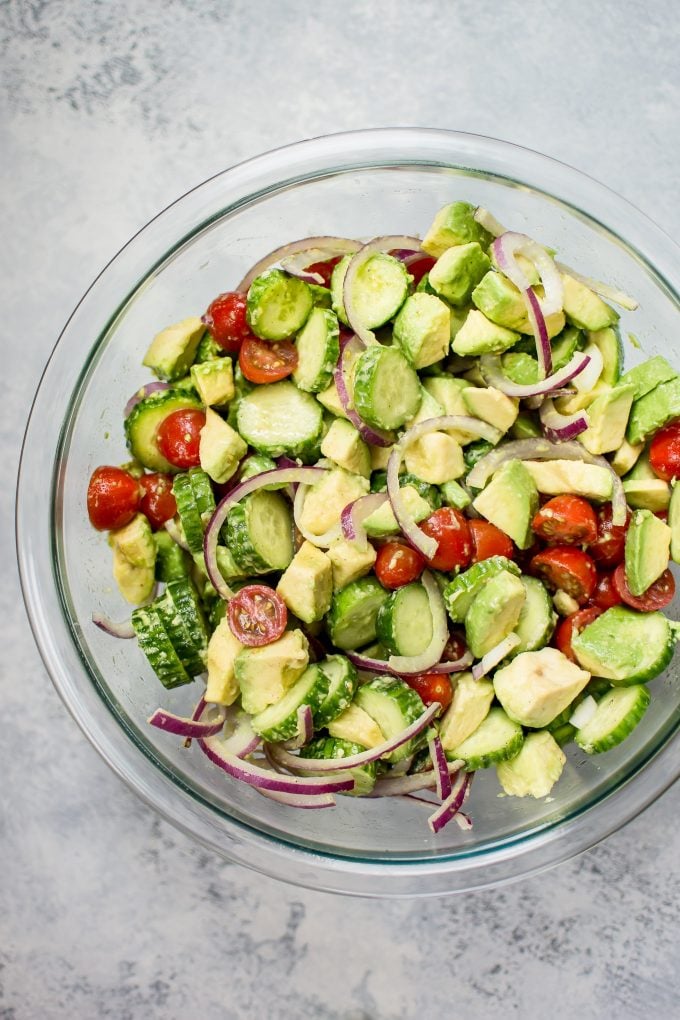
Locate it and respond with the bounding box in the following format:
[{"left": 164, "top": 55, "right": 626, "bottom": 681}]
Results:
[
  {"left": 403, "top": 254, "right": 437, "bottom": 285},
  {"left": 139, "top": 472, "right": 177, "bottom": 530},
  {"left": 530, "top": 545, "right": 597, "bottom": 604},
  {"left": 202, "top": 291, "right": 252, "bottom": 353},
  {"left": 420, "top": 508, "right": 472, "bottom": 572},
  {"left": 612, "top": 564, "right": 676, "bottom": 611},
  {"left": 590, "top": 502, "right": 630, "bottom": 568},
  {"left": 469, "top": 519, "right": 514, "bottom": 562},
  {"left": 532, "top": 495, "right": 598, "bottom": 546},
  {"left": 555, "top": 606, "right": 602, "bottom": 663},
  {"left": 374, "top": 541, "right": 425, "bottom": 589},
  {"left": 404, "top": 673, "right": 453, "bottom": 713},
  {"left": 227, "top": 584, "right": 288, "bottom": 647},
  {"left": 239, "top": 337, "right": 298, "bottom": 384},
  {"left": 649, "top": 419, "right": 680, "bottom": 481},
  {"left": 87, "top": 466, "right": 141, "bottom": 531},
  {"left": 591, "top": 572, "right": 623, "bottom": 610},
  {"left": 304, "top": 256, "right": 342, "bottom": 288},
  {"left": 156, "top": 409, "right": 206, "bottom": 469}
]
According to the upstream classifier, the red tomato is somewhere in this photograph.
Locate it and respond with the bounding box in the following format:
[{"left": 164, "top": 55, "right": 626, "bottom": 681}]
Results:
[
  {"left": 443, "top": 631, "right": 468, "bottom": 663},
  {"left": 531, "top": 495, "right": 598, "bottom": 545},
  {"left": 555, "top": 606, "right": 602, "bottom": 663},
  {"left": 374, "top": 541, "right": 425, "bottom": 589},
  {"left": 139, "top": 472, "right": 177, "bottom": 530},
  {"left": 612, "top": 564, "right": 676, "bottom": 611},
  {"left": 239, "top": 337, "right": 298, "bottom": 384},
  {"left": 649, "top": 419, "right": 680, "bottom": 481},
  {"left": 304, "top": 256, "right": 342, "bottom": 288},
  {"left": 469, "top": 519, "right": 514, "bottom": 562},
  {"left": 590, "top": 502, "right": 630, "bottom": 568},
  {"left": 591, "top": 572, "right": 623, "bottom": 610},
  {"left": 655, "top": 510, "right": 669, "bottom": 522},
  {"left": 227, "top": 584, "right": 288, "bottom": 647},
  {"left": 87, "top": 466, "right": 140, "bottom": 531},
  {"left": 202, "top": 291, "right": 252, "bottom": 353},
  {"left": 404, "top": 254, "right": 437, "bottom": 285},
  {"left": 420, "top": 508, "right": 472, "bottom": 572},
  {"left": 530, "top": 546, "right": 597, "bottom": 604},
  {"left": 404, "top": 673, "right": 453, "bottom": 713},
  {"left": 156, "top": 409, "right": 206, "bottom": 469}
]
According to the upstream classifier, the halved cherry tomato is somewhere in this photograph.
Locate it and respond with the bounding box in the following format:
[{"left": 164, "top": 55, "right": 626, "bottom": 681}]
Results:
[
  {"left": 612, "top": 564, "right": 676, "bottom": 611},
  {"left": 531, "top": 495, "right": 598, "bottom": 546},
  {"left": 374, "top": 541, "right": 425, "bottom": 589},
  {"left": 420, "top": 507, "right": 472, "bottom": 572},
  {"left": 590, "top": 502, "right": 630, "bottom": 568},
  {"left": 202, "top": 291, "right": 252, "bottom": 353},
  {"left": 239, "top": 337, "right": 298, "bottom": 384},
  {"left": 156, "top": 409, "right": 206, "bottom": 469},
  {"left": 227, "top": 584, "right": 288, "bottom": 647},
  {"left": 402, "top": 254, "right": 437, "bottom": 285},
  {"left": 443, "top": 631, "right": 468, "bottom": 663},
  {"left": 655, "top": 510, "right": 669, "bottom": 522},
  {"left": 404, "top": 673, "right": 453, "bottom": 713},
  {"left": 530, "top": 546, "right": 597, "bottom": 604},
  {"left": 555, "top": 606, "right": 602, "bottom": 663},
  {"left": 469, "top": 519, "right": 514, "bottom": 562},
  {"left": 87, "top": 466, "right": 140, "bottom": 531},
  {"left": 304, "top": 256, "right": 342, "bottom": 288},
  {"left": 649, "top": 419, "right": 680, "bottom": 481},
  {"left": 591, "top": 572, "right": 623, "bottom": 610},
  {"left": 139, "top": 472, "right": 177, "bottom": 530}
]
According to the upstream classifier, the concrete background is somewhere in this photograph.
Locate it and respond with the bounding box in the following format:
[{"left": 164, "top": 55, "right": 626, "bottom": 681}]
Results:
[{"left": 3, "top": 1, "right": 680, "bottom": 1016}]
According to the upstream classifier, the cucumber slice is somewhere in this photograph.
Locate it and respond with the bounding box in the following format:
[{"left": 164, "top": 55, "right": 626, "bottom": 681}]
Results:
[
  {"left": 250, "top": 663, "right": 330, "bottom": 741},
  {"left": 331, "top": 252, "right": 410, "bottom": 329},
  {"left": 371, "top": 470, "right": 442, "bottom": 510},
  {"left": 353, "top": 346, "right": 421, "bottom": 430},
  {"left": 155, "top": 587, "right": 206, "bottom": 676},
  {"left": 513, "top": 577, "right": 555, "bottom": 654},
  {"left": 125, "top": 389, "right": 204, "bottom": 472},
  {"left": 236, "top": 380, "right": 324, "bottom": 460},
  {"left": 131, "top": 605, "right": 193, "bottom": 689},
  {"left": 575, "top": 684, "right": 650, "bottom": 754},
  {"left": 326, "top": 577, "right": 390, "bottom": 651},
  {"left": 172, "top": 473, "right": 205, "bottom": 554},
  {"left": 376, "top": 583, "right": 433, "bottom": 657},
  {"left": 572, "top": 606, "right": 674, "bottom": 684},
  {"left": 355, "top": 677, "right": 426, "bottom": 763},
  {"left": 669, "top": 480, "right": 680, "bottom": 564},
  {"left": 246, "top": 269, "right": 313, "bottom": 341},
  {"left": 164, "top": 578, "right": 209, "bottom": 663},
  {"left": 299, "top": 736, "right": 376, "bottom": 796},
  {"left": 188, "top": 467, "right": 216, "bottom": 518},
  {"left": 238, "top": 453, "right": 282, "bottom": 487},
  {"left": 443, "top": 556, "right": 521, "bottom": 623},
  {"left": 450, "top": 707, "right": 524, "bottom": 770},
  {"left": 293, "top": 307, "right": 340, "bottom": 393},
  {"left": 224, "top": 489, "right": 294, "bottom": 574},
  {"left": 315, "top": 655, "right": 360, "bottom": 728},
  {"left": 153, "top": 531, "right": 190, "bottom": 582},
  {"left": 193, "top": 330, "right": 222, "bottom": 363},
  {"left": 588, "top": 326, "right": 622, "bottom": 386}
]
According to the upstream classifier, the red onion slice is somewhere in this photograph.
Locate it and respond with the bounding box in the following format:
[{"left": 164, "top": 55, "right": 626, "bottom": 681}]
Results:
[
  {"left": 428, "top": 735, "right": 452, "bottom": 800},
  {"left": 471, "top": 633, "right": 521, "bottom": 681},
  {"left": 572, "top": 343, "right": 604, "bottom": 393},
  {"left": 473, "top": 206, "right": 507, "bottom": 237},
  {"left": 479, "top": 352, "right": 591, "bottom": 399},
  {"left": 198, "top": 735, "right": 355, "bottom": 794},
  {"left": 333, "top": 335, "right": 395, "bottom": 447},
  {"left": 345, "top": 648, "right": 473, "bottom": 677},
  {"left": 265, "top": 702, "right": 439, "bottom": 773},
  {"left": 236, "top": 236, "right": 361, "bottom": 293},
  {"left": 124, "top": 381, "right": 172, "bottom": 417},
  {"left": 385, "top": 570, "right": 449, "bottom": 675},
  {"left": 539, "top": 398, "right": 589, "bottom": 442},
  {"left": 524, "top": 285, "right": 552, "bottom": 378},
  {"left": 216, "top": 709, "right": 262, "bottom": 759},
  {"left": 148, "top": 702, "right": 226, "bottom": 738},
  {"left": 428, "top": 771, "right": 472, "bottom": 834},
  {"left": 164, "top": 516, "right": 190, "bottom": 552},
  {"left": 491, "top": 231, "right": 563, "bottom": 317},
  {"left": 556, "top": 262, "right": 638, "bottom": 311},
  {"left": 281, "top": 705, "right": 314, "bottom": 750},
  {"left": 92, "top": 613, "right": 135, "bottom": 639},
  {"left": 257, "top": 787, "right": 337, "bottom": 809},
  {"left": 369, "top": 759, "right": 465, "bottom": 797},
  {"left": 342, "top": 235, "right": 422, "bottom": 346},
  {"left": 340, "top": 493, "right": 388, "bottom": 551}
]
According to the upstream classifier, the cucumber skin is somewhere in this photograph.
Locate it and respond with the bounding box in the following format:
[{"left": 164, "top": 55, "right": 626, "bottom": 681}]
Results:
[
  {"left": 293, "top": 308, "right": 340, "bottom": 393},
  {"left": 164, "top": 579, "right": 209, "bottom": 660},
  {"left": 251, "top": 665, "right": 330, "bottom": 742},
  {"left": 314, "top": 656, "right": 359, "bottom": 729},
  {"left": 572, "top": 607, "right": 675, "bottom": 685},
  {"left": 125, "top": 390, "right": 204, "bottom": 473},
  {"left": 375, "top": 583, "right": 430, "bottom": 656},
  {"left": 246, "top": 269, "right": 313, "bottom": 341},
  {"left": 575, "top": 685, "right": 650, "bottom": 754},
  {"left": 355, "top": 676, "right": 427, "bottom": 762},
  {"left": 155, "top": 589, "right": 205, "bottom": 676},
  {"left": 223, "top": 491, "right": 293, "bottom": 575},
  {"left": 236, "top": 382, "right": 324, "bottom": 460},
  {"left": 326, "top": 577, "right": 390, "bottom": 651},
  {"left": 131, "top": 606, "right": 193, "bottom": 689},
  {"left": 172, "top": 473, "right": 205, "bottom": 554},
  {"left": 352, "top": 346, "right": 421, "bottom": 430},
  {"left": 299, "top": 737, "right": 377, "bottom": 796},
  {"left": 443, "top": 556, "right": 521, "bottom": 623},
  {"left": 450, "top": 708, "right": 524, "bottom": 770}
]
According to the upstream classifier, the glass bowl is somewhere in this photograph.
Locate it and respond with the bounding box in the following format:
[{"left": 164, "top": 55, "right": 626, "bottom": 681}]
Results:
[{"left": 17, "top": 128, "right": 680, "bottom": 897}]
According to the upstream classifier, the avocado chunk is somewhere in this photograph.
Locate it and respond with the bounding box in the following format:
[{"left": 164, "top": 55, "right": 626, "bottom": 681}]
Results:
[
  {"left": 235, "top": 629, "right": 310, "bottom": 715},
  {"left": 363, "top": 485, "right": 431, "bottom": 537},
  {"left": 326, "top": 538, "right": 377, "bottom": 591},
  {"left": 669, "top": 481, "right": 680, "bottom": 564},
  {"left": 199, "top": 407, "right": 248, "bottom": 484},
  {"left": 522, "top": 460, "right": 613, "bottom": 502},
  {"left": 109, "top": 513, "right": 156, "bottom": 605},
  {"left": 579, "top": 383, "right": 635, "bottom": 455},
  {"left": 440, "top": 478, "right": 472, "bottom": 509},
  {"left": 190, "top": 357, "right": 235, "bottom": 407},
  {"left": 320, "top": 418, "right": 371, "bottom": 477},
  {"left": 316, "top": 379, "right": 348, "bottom": 419},
  {"left": 276, "top": 541, "right": 333, "bottom": 624},
  {"left": 428, "top": 242, "right": 491, "bottom": 306},
  {"left": 624, "top": 446, "right": 655, "bottom": 480},
  {"left": 404, "top": 431, "right": 464, "bottom": 485},
  {"left": 465, "top": 570, "right": 526, "bottom": 658},
  {"left": 422, "top": 375, "right": 481, "bottom": 443},
  {"left": 422, "top": 201, "right": 492, "bottom": 257},
  {"left": 493, "top": 647, "right": 590, "bottom": 728},
  {"left": 472, "top": 270, "right": 528, "bottom": 331},
  {"left": 438, "top": 672, "right": 495, "bottom": 751},
  {"left": 620, "top": 355, "right": 677, "bottom": 400},
  {"left": 610, "top": 438, "right": 644, "bottom": 476},
  {"left": 452, "top": 309, "right": 520, "bottom": 356},
  {"left": 297, "top": 467, "right": 369, "bottom": 540},
  {"left": 392, "top": 292, "right": 451, "bottom": 369},
  {"left": 143, "top": 317, "right": 205, "bottom": 382},
  {"left": 627, "top": 377, "right": 680, "bottom": 445},
  {"left": 624, "top": 508, "right": 671, "bottom": 595},
  {"left": 327, "top": 703, "right": 385, "bottom": 748},
  {"left": 462, "top": 386, "right": 519, "bottom": 433},
  {"left": 472, "top": 459, "right": 539, "bottom": 550},
  {"left": 205, "top": 616, "right": 243, "bottom": 705},
  {"left": 622, "top": 479, "right": 671, "bottom": 511},
  {"left": 561, "top": 274, "right": 618, "bottom": 330},
  {"left": 496, "top": 731, "right": 566, "bottom": 799}
]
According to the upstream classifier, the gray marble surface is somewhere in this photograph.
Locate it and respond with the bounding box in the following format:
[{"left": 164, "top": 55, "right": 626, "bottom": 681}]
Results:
[{"left": 4, "top": 1, "right": 680, "bottom": 1016}]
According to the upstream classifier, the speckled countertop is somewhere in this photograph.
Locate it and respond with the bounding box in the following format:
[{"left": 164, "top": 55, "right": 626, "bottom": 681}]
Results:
[{"left": 4, "top": 2, "right": 680, "bottom": 1017}]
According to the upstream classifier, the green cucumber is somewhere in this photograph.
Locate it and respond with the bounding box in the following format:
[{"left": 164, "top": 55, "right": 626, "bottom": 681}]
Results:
[
  {"left": 575, "top": 685, "right": 650, "bottom": 754},
  {"left": 589, "top": 326, "right": 622, "bottom": 386},
  {"left": 571, "top": 606, "right": 674, "bottom": 684},
  {"left": 238, "top": 453, "right": 283, "bottom": 488},
  {"left": 163, "top": 578, "right": 209, "bottom": 664},
  {"left": 315, "top": 655, "right": 360, "bottom": 728},
  {"left": 188, "top": 467, "right": 216, "bottom": 518},
  {"left": 224, "top": 489, "right": 294, "bottom": 574},
  {"left": 299, "top": 737, "right": 376, "bottom": 796},
  {"left": 125, "top": 389, "right": 203, "bottom": 473},
  {"left": 250, "top": 663, "right": 330, "bottom": 741},
  {"left": 131, "top": 605, "right": 193, "bottom": 689},
  {"left": 443, "top": 556, "right": 521, "bottom": 623},
  {"left": 236, "top": 380, "right": 324, "bottom": 460},
  {"left": 153, "top": 531, "right": 190, "bottom": 582},
  {"left": 155, "top": 587, "right": 206, "bottom": 676},
  {"left": 293, "top": 307, "right": 340, "bottom": 393},
  {"left": 331, "top": 252, "right": 411, "bottom": 329},
  {"left": 669, "top": 480, "right": 680, "bottom": 564},
  {"left": 246, "top": 269, "right": 313, "bottom": 341},
  {"left": 370, "top": 470, "right": 441, "bottom": 510},
  {"left": 193, "top": 330, "right": 222, "bottom": 363},
  {"left": 450, "top": 707, "right": 524, "bottom": 770},
  {"left": 355, "top": 677, "right": 426, "bottom": 763},
  {"left": 513, "top": 577, "right": 555, "bottom": 654},
  {"left": 352, "top": 346, "right": 421, "bottom": 430},
  {"left": 326, "top": 577, "right": 390, "bottom": 651},
  {"left": 172, "top": 473, "right": 205, "bottom": 555},
  {"left": 375, "top": 583, "right": 433, "bottom": 657}
]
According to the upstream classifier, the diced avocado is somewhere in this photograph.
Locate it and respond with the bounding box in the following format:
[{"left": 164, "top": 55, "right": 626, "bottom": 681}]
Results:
[
  {"left": 199, "top": 407, "right": 248, "bottom": 484},
  {"left": 472, "top": 271, "right": 528, "bottom": 331},
  {"left": 327, "top": 538, "right": 377, "bottom": 592},
  {"left": 496, "top": 731, "right": 566, "bottom": 799},
  {"left": 422, "top": 201, "right": 492, "bottom": 257},
  {"left": 393, "top": 293, "right": 451, "bottom": 369},
  {"left": 438, "top": 672, "right": 494, "bottom": 751},
  {"left": 610, "top": 438, "right": 644, "bottom": 476},
  {"left": 235, "top": 629, "right": 310, "bottom": 715},
  {"left": 440, "top": 478, "right": 472, "bottom": 509},
  {"left": 561, "top": 274, "right": 618, "bottom": 330},
  {"left": 142, "top": 317, "right": 205, "bottom": 382},
  {"left": 462, "top": 386, "right": 519, "bottom": 433},
  {"left": 452, "top": 309, "right": 520, "bottom": 356},
  {"left": 588, "top": 327, "right": 623, "bottom": 386},
  {"left": 465, "top": 569, "right": 526, "bottom": 658},
  {"left": 511, "top": 411, "right": 542, "bottom": 440},
  {"left": 622, "top": 479, "right": 671, "bottom": 511},
  {"left": 448, "top": 306, "right": 469, "bottom": 341},
  {"left": 369, "top": 443, "right": 393, "bottom": 471},
  {"left": 316, "top": 379, "right": 348, "bottom": 419},
  {"left": 109, "top": 513, "right": 156, "bottom": 605},
  {"left": 298, "top": 467, "right": 369, "bottom": 540},
  {"left": 428, "top": 242, "right": 491, "bottom": 306},
  {"left": 627, "top": 377, "right": 680, "bottom": 445},
  {"left": 620, "top": 355, "right": 677, "bottom": 400},
  {"left": 624, "top": 446, "right": 655, "bottom": 480},
  {"left": 422, "top": 375, "right": 480, "bottom": 444},
  {"left": 276, "top": 541, "right": 333, "bottom": 624},
  {"left": 205, "top": 616, "right": 243, "bottom": 705},
  {"left": 327, "top": 702, "right": 385, "bottom": 748},
  {"left": 493, "top": 647, "right": 591, "bottom": 728},
  {"left": 363, "top": 485, "right": 431, "bottom": 537},
  {"left": 522, "top": 460, "right": 613, "bottom": 501},
  {"left": 670, "top": 482, "right": 680, "bottom": 564},
  {"left": 579, "top": 383, "right": 635, "bottom": 455},
  {"left": 406, "top": 385, "right": 445, "bottom": 431},
  {"left": 624, "top": 508, "right": 671, "bottom": 595},
  {"left": 320, "top": 418, "right": 371, "bottom": 478},
  {"left": 404, "top": 431, "right": 464, "bottom": 485},
  {"left": 554, "top": 386, "right": 608, "bottom": 416},
  {"left": 190, "top": 357, "right": 235, "bottom": 407},
  {"left": 472, "top": 459, "right": 539, "bottom": 550}
]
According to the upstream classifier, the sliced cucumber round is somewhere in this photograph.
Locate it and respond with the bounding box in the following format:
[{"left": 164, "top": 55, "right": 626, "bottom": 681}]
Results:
[
  {"left": 172, "top": 473, "right": 205, "bottom": 555},
  {"left": 513, "top": 577, "right": 555, "bottom": 655},
  {"left": 315, "top": 655, "right": 359, "bottom": 728},
  {"left": 575, "top": 684, "right": 650, "bottom": 754},
  {"left": 571, "top": 606, "right": 674, "bottom": 684},
  {"left": 326, "top": 577, "right": 390, "bottom": 651},
  {"left": 299, "top": 736, "right": 376, "bottom": 796},
  {"left": 236, "top": 380, "right": 323, "bottom": 460},
  {"left": 293, "top": 307, "right": 340, "bottom": 393},
  {"left": 246, "top": 269, "right": 313, "bottom": 341},
  {"left": 188, "top": 467, "right": 216, "bottom": 518},
  {"left": 355, "top": 676, "right": 426, "bottom": 763},
  {"left": 225, "top": 489, "right": 294, "bottom": 574},
  {"left": 164, "top": 578, "right": 209, "bottom": 661},
  {"left": 376, "top": 583, "right": 433, "bottom": 657},
  {"left": 331, "top": 252, "right": 410, "bottom": 329},
  {"left": 131, "top": 605, "right": 193, "bottom": 689},
  {"left": 125, "top": 389, "right": 203, "bottom": 472},
  {"left": 443, "top": 555, "right": 521, "bottom": 623},
  {"left": 250, "top": 663, "right": 330, "bottom": 742},
  {"left": 450, "top": 707, "right": 524, "bottom": 770},
  {"left": 154, "top": 587, "right": 205, "bottom": 676},
  {"left": 353, "top": 346, "right": 421, "bottom": 430}
]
